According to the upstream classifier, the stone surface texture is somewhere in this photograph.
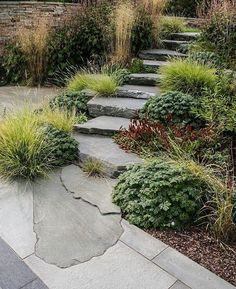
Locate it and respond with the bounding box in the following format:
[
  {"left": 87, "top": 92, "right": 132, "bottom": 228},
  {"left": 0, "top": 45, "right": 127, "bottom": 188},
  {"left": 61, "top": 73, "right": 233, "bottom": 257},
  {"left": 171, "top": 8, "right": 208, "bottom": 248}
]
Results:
[
  {"left": 139, "top": 49, "right": 186, "bottom": 61},
  {"left": 126, "top": 74, "right": 161, "bottom": 86},
  {"left": 116, "top": 84, "right": 159, "bottom": 99}
]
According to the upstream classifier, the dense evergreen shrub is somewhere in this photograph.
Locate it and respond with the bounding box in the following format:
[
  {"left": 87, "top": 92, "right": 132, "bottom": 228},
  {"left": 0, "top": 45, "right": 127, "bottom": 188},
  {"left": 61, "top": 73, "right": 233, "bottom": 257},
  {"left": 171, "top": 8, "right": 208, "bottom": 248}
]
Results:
[
  {"left": 140, "top": 91, "right": 199, "bottom": 126},
  {"left": 165, "top": 0, "right": 202, "bottom": 17},
  {"left": 113, "top": 159, "right": 205, "bottom": 229}
]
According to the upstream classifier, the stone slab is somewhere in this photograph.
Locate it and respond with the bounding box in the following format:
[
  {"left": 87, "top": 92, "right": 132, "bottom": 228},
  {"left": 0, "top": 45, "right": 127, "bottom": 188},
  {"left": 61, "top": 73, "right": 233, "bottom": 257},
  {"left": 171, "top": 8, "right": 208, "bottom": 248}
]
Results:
[
  {"left": 74, "top": 116, "right": 130, "bottom": 136},
  {"left": 21, "top": 279, "right": 49, "bottom": 289},
  {"left": 120, "top": 220, "right": 168, "bottom": 260},
  {"left": 0, "top": 181, "right": 36, "bottom": 258},
  {"left": 139, "top": 49, "right": 186, "bottom": 61},
  {"left": 73, "top": 133, "right": 142, "bottom": 177},
  {"left": 116, "top": 84, "right": 159, "bottom": 99},
  {"left": 88, "top": 96, "right": 146, "bottom": 119},
  {"left": 126, "top": 74, "right": 161, "bottom": 86},
  {"left": 143, "top": 59, "right": 169, "bottom": 72},
  {"left": 61, "top": 164, "right": 120, "bottom": 214},
  {"left": 33, "top": 171, "right": 123, "bottom": 268},
  {"left": 170, "top": 281, "right": 191, "bottom": 289},
  {"left": 25, "top": 242, "right": 177, "bottom": 289},
  {"left": 153, "top": 247, "right": 235, "bottom": 289},
  {"left": 169, "top": 32, "right": 200, "bottom": 41},
  {"left": 0, "top": 237, "right": 36, "bottom": 289},
  {"left": 162, "top": 40, "right": 188, "bottom": 50}
]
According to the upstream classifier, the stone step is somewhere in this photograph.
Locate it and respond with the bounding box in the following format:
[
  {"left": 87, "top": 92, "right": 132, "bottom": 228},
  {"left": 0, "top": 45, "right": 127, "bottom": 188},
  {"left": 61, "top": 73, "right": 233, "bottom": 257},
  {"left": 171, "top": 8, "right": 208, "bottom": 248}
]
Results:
[
  {"left": 162, "top": 39, "right": 188, "bottom": 50},
  {"left": 73, "top": 133, "right": 142, "bottom": 177},
  {"left": 116, "top": 85, "right": 159, "bottom": 99},
  {"left": 126, "top": 73, "right": 161, "bottom": 86},
  {"left": 88, "top": 97, "right": 146, "bottom": 119},
  {"left": 168, "top": 32, "right": 200, "bottom": 41},
  {"left": 74, "top": 116, "right": 130, "bottom": 136},
  {"left": 143, "top": 60, "right": 168, "bottom": 72},
  {"left": 139, "top": 49, "right": 186, "bottom": 61}
]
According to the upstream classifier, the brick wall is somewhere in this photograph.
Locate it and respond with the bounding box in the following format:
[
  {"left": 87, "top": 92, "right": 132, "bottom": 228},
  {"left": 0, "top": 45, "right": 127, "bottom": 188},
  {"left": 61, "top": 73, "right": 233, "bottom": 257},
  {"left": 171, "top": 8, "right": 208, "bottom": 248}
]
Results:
[{"left": 0, "top": 1, "right": 81, "bottom": 54}]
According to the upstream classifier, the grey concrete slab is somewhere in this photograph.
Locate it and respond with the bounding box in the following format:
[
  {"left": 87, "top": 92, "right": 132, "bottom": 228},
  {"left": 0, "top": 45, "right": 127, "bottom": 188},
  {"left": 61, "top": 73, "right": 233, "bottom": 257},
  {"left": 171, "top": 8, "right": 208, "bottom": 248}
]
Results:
[
  {"left": 88, "top": 96, "right": 146, "bottom": 118},
  {"left": 139, "top": 49, "right": 186, "bottom": 61},
  {"left": 126, "top": 74, "right": 161, "bottom": 86},
  {"left": 153, "top": 247, "right": 235, "bottom": 289},
  {"left": 0, "top": 181, "right": 36, "bottom": 258},
  {"left": 61, "top": 164, "right": 120, "bottom": 214},
  {"left": 0, "top": 237, "right": 36, "bottom": 289},
  {"left": 74, "top": 116, "right": 130, "bottom": 136},
  {"left": 120, "top": 220, "right": 168, "bottom": 260},
  {"left": 25, "top": 242, "right": 176, "bottom": 289},
  {"left": 0, "top": 86, "right": 57, "bottom": 115},
  {"left": 33, "top": 171, "right": 123, "bottom": 268},
  {"left": 170, "top": 281, "right": 191, "bottom": 289},
  {"left": 116, "top": 84, "right": 160, "bottom": 99},
  {"left": 73, "top": 133, "right": 142, "bottom": 177},
  {"left": 21, "top": 278, "right": 49, "bottom": 289}
]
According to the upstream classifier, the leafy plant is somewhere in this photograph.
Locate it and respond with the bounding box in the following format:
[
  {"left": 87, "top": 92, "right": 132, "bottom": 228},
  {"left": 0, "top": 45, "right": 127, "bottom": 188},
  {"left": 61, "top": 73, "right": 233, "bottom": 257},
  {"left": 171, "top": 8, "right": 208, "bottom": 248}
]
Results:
[
  {"left": 140, "top": 91, "right": 200, "bottom": 126},
  {"left": 0, "top": 107, "right": 53, "bottom": 180},
  {"left": 189, "top": 51, "right": 222, "bottom": 69},
  {"left": 159, "top": 16, "right": 185, "bottom": 38},
  {"left": 113, "top": 158, "right": 205, "bottom": 229},
  {"left": 129, "top": 58, "right": 146, "bottom": 73},
  {"left": 82, "top": 158, "right": 105, "bottom": 176},
  {"left": 165, "top": 0, "right": 203, "bottom": 17},
  {"left": 160, "top": 59, "right": 217, "bottom": 97}
]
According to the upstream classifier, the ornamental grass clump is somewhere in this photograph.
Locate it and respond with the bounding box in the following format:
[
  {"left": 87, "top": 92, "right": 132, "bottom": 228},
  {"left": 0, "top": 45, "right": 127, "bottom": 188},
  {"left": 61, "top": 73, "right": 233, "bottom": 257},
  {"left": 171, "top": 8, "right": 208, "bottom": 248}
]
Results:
[
  {"left": 159, "top": 59, "right": 218, "bottom": 97},
  {"left": 0, "top": 108, "right": 53, "bottom": 180},
  {"left": 159, "top": 16, "right": 185, "bottom": 37}
]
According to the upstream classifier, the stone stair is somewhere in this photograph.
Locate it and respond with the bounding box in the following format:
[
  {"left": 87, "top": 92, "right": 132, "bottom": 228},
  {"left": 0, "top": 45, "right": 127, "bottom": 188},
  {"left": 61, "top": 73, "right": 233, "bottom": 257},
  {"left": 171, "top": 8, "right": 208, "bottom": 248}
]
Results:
[{"left": 73, "top": 32, "right": 198, "bottom": 177}]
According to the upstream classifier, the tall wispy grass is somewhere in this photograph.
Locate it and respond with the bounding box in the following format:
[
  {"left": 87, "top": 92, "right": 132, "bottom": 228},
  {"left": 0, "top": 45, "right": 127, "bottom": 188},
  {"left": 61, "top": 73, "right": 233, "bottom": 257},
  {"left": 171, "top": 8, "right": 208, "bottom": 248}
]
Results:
[
  {"left": 0, "top": 107, "right": 53, "bottom": 180},
  {"left": 112, "top": 1, "right": 135, "bottom": 64},
  {"left": 16, "top": 18, "right": 50, "bottom": 86}
]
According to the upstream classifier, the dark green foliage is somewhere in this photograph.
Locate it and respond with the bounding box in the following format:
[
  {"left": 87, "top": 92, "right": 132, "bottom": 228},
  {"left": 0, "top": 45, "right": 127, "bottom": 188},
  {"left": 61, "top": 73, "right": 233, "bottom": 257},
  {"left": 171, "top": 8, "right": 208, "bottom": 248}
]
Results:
[
  {"left": 233, "top": 193, "right": 236, "bottom": 223},
  {"left": 140, "top": 91, "right": 200, "bottom": 126},
  {"left": 47, "top": 3, "right": 113, "bottom": 78},
  {"left": 113, "top": 159, "right": 204, "bottom": 229},
  {"left": 131, "top": 8, "right": 154, "bottom": 55},
  {"left": 44, "top": 125, "right": 78, "bottom": 166},
  {"left": 49, "top": 91, "right": 92, "bottom": 114},
  {"left": 189, "top": 52, "right": 222, "bottom": 69},
  {"left": 129, "top": 58, "right": 145, "bottom": 73},
  {"left": 165, "top": 0, "right": 203, "bottom": 17}
]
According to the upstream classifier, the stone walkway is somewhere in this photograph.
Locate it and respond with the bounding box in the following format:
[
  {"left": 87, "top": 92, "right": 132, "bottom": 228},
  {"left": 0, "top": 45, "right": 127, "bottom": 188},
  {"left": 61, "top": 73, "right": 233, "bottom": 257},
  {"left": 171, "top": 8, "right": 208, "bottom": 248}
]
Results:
[{"left": 0, "top": 32, "right": 235, "bottom": 289}]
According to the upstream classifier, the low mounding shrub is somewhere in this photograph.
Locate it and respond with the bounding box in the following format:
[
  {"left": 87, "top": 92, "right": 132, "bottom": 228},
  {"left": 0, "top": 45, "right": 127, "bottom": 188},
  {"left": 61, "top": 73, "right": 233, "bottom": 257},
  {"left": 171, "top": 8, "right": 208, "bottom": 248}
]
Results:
[
  {"left": 160, "top": 59, "right": 217, "bottom": 97},
  {"left": 49, "top": 91, "right": 91, "bottom": 115},
  {"left": 140, "top": 91, "right": 199, "bottom": 126},
  {"left": 113, "top": 158, "right": 205, "bottom": 229},
  {"left": 43, "top": 125, "right": 78, "bottom": 166},
  {"left": 67, "top": 73, "right": 118, "bottom": 96},
  {"left": 159, "top": 16, "right": 185, "bottom": 38},
  {"left": 0, "top": 108, "right": 53, "bottom": 180},
  {"left": 189, "top": 52, "right": 222, "bottom": 69},
  {"left": 165, "top": 0, "right": 202, "bottom": 17}
]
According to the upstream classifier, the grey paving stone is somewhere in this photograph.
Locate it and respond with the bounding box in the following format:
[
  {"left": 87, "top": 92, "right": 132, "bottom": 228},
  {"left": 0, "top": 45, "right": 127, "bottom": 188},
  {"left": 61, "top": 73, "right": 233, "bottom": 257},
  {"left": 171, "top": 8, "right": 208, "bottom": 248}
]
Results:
[
  {"left": 21, "top": 278, "right": 48, "bottom": 289},
  {"left": 0, "top": 238, "right": 36, "bottom": 289},
  {"left": 120, "top": 220, "right": 168, "bottom": 260},
  {"left": 88, "top": 96, "right": 146, "bottom": 118},
  {"left": 74, "top": 116, "right": 130, "bottom": 136},
  {"left": 139, "top": 49, "right": 186, "bottom": 61},
  {"left": 153, "top": 247, "right": 235, "bottom": 289},
  {"left": 169, "top": 32, "right": 200, "bottom": 41},
  {"left": 73, "top": 133, "right": 142, "bottom": 177},
  {"left": 170, "top": 280, "right": 191, "bottom": 289},
  {"left": 25, "top": 242, "right": 177, "bottom": 289},
  {"left": 61, "top": 164, "right": 120, "bottom": 214},
  {"left": 116, "top": 84, "right": 159, "bottom": 99},
  {"left": 162, "top": 40, "right": 188, "bottom": 50},
  {"left": 126, "top": 74, "right": 161, "bottom": 86},
  {"left": 33, "top": 171, "right": 123, "bottom": 268},
  {"left": 143, "top": 59, "right": 169, "bottom": 72},
  {"left": 0, "top": 181, "right": 36, "bottom": 258}
]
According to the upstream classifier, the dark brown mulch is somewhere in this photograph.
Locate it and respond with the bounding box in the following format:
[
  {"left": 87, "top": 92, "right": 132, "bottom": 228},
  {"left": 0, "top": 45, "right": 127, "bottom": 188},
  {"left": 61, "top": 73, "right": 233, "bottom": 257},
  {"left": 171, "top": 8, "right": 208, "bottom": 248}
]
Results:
[{"left": 146, "top": 227, "right": 236, "bottom": 286}]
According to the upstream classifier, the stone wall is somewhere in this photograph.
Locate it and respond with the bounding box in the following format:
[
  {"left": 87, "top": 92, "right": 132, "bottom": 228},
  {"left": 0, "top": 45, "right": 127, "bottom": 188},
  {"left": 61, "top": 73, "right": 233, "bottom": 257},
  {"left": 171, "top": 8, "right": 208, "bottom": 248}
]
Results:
[{"left": 0, "top": 1, "right": 80, "bottom": 54}]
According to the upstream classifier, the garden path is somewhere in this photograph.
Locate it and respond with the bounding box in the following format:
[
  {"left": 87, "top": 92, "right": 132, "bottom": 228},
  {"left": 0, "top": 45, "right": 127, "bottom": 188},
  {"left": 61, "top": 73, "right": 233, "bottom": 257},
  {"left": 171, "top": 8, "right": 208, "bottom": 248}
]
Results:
[{"left": 0, "top": 32, "right": 235, "bottom": 289}]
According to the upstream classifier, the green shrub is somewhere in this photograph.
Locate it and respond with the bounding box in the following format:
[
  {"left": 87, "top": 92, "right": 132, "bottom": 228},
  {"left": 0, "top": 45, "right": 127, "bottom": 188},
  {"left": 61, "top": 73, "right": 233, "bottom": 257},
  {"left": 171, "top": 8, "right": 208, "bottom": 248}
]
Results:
[
  {"left": 113, "top": 158, "right": 205, "bottom": 229},
  {"left": 131, "top": 7, "right": 154, "bottom": 55},
  {"left": 165, "top": 0, "right": 203, "bottom": 17},
  {"left": 49, "top": 91, "right": 92, "bottom": 114},
  {"left": 0, "top": 108, "right": 53, "bottom": 180},
  {"left": 188, "top": 52, "right": 222, "bottom": 69},
  {"left": 160, "top": 59, "right": 217, "bottom": 97},
  {"left": 129, "top": 58, "right": 145, "bottom": 73},
  {"left": 140, "top": 91, "right": 199, "bottom": 126},
  {"left": 43, "top": 125, "right": 78, "bottom": 166},
  {"left": 159, "top": 16, "right": 185, "bottom": 38}
]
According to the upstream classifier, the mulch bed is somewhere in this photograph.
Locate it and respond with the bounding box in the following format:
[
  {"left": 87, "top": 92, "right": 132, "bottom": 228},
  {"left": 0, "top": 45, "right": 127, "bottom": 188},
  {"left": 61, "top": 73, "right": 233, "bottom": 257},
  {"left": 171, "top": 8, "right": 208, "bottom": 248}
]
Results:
[{"left": 146, "top": 227, "right": 236, "bottom": 286}]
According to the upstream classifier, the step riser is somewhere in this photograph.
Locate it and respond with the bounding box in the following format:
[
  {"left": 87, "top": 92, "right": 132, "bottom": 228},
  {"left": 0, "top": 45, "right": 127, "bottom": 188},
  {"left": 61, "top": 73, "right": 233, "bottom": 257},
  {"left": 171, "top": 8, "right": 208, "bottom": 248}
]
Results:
[
  {"left": 139, "top": 52, "right": 186, "bottom": 61},
  {"left": 162, "top": 41, "right": 188, "bottom": 50},
  {"left": 88, "top": 104, "right": 138, "bottom": 119},
  {"left": 168, "top": 33, "right": 199, "bottom": 41},
  {"left": 74, "top": 126, "right": 118, "bottom": 137},
  {"left": 126, "top": 77, "right": 159, "bottom": 86},
  {"left": 116, "top": 90, "right": 154, "bottom": 99}
]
